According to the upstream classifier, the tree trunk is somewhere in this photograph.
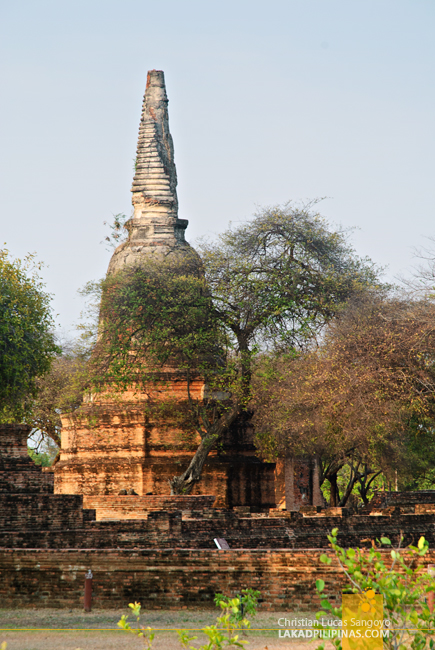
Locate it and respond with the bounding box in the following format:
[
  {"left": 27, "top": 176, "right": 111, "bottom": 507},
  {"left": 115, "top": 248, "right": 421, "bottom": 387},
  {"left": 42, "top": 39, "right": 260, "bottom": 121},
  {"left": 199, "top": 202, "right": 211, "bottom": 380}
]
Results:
[
  {"left": 329, "top": 472, "right": 340, "bottom": 507},
  {"left": 168, "top": 404, "right": 241, "bottom": 495},
  {"left": 357, "top": 466, "right": 382, "bottom": 505},
  {"left": 338, "top": 475, "right": 356, "bottom": 507}
]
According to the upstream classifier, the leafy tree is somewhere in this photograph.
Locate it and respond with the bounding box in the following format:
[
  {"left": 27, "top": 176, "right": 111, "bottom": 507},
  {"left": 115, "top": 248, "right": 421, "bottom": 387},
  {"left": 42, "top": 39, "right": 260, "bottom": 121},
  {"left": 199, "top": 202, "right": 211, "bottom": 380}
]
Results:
[
  {"left": 253, "top": 294, "right": 435, "bottom": 506},
  {"left": 0, "top": 249, "right": 59, "bottom": 423},
  {"left": 197, "top": 201, "right": 379, "bottom": 390},
  {"left": 26, "top": 346, "right": 87, "bottom": 450},
  {"left": 92, "top": 203, "right": 380, "bottom": 494}
]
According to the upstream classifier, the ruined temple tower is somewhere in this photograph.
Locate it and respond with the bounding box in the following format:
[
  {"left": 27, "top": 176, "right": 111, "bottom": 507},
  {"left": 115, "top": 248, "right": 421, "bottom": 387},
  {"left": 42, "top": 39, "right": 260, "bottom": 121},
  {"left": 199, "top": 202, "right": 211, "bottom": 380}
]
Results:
[
  {"left": 108, "top": 69, "right": 191, "bottom": 273},
  {"left": 54, "top": 71, "right": 276, "bottom": 509}
]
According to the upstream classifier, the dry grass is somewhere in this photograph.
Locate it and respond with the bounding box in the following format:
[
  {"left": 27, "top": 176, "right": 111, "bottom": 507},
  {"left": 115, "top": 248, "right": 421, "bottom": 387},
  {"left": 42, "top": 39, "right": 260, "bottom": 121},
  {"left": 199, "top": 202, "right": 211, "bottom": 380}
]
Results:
[{"left": 0, "top": 608, "right": 330, "bottom": 650}]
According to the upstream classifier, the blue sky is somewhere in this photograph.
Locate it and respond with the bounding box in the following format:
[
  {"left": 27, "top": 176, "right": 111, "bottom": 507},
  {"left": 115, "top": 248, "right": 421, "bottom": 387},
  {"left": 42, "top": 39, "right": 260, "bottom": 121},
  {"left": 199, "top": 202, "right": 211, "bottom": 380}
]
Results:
[{"left": 1, "top": 0, "right": 434, "bottom": 334}]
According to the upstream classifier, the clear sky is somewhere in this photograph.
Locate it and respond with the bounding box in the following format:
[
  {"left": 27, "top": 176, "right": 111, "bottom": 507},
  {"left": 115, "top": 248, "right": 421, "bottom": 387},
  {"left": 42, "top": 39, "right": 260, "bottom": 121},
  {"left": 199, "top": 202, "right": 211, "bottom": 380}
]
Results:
[{"left": 1, "top": 0, "right": 434, "bottom": 335}]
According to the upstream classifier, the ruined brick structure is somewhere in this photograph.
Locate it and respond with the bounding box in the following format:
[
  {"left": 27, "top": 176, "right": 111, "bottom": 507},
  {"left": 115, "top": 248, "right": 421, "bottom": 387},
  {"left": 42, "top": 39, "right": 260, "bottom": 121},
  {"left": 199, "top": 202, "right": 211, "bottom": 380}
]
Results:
[
  {"left": 54, "top": 70, "right": 276, "bottom": 509},
  {"left": 107, "top": 69, "right": 193, "bottom": 272},
  {"left": 2, "top": 423, "right": 435, "bottom": 608},
  {"left": 275, "top": 456, "right": 325, "bottom": 510},
  {"left": 3, "top": 70, "right": 433, "bottom": 611}
]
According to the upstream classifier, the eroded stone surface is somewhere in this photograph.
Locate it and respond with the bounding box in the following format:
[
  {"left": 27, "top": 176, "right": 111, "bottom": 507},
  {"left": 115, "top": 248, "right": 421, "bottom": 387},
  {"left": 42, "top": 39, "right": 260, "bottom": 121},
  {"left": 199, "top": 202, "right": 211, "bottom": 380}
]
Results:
[{"left": 108, "top": 70, "right": 195, "bottom": 273}]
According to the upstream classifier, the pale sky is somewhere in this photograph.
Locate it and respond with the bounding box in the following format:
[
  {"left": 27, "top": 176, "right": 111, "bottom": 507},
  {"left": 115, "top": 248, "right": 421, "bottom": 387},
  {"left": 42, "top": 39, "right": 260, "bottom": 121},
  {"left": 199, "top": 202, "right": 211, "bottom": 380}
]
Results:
[{"left": 1, "top": 0, "right": 434, "bottom": 335}]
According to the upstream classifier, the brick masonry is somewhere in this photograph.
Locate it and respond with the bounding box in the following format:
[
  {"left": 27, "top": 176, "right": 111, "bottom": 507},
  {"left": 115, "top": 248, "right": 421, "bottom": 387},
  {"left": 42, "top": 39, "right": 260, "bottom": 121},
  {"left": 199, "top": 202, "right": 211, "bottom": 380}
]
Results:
[
  {"left": 5, "top": 423, "right": 435, "bottom": 609},
  {"left": 54, "top": 399, "right": 277, "bottom": 509},
  {"left": 82, "top": 494, "right": 216, "bottom": 520},
  {"left": 3, "top": 547, "right": 435, "bottom": 610},
  {"left": 0, "top": 548, "right": 346, "bottom": 609},
  {"left": 0, "top": 423, "right": 53, "bottom": 494}
]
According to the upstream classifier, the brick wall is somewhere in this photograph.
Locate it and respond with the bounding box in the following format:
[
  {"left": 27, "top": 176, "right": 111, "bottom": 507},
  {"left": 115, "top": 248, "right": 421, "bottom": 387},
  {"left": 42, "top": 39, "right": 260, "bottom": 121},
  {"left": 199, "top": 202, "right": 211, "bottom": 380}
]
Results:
[
  {"left": 0, "top": 424, "right": 54, "bottom": 494},
  {"left": 366, "top": 490, "right": 435, "bottom": 510},
  {"left": 82, "top": 494, "right": 216, "bottom": 520},
  {"left": 55, "top": 396, "right": 276, "bottom": 509},
  {"left": 2, "top": 547, "right": 435, "bottom": 610},
  {"left": 0, "top": 494, "right": 84, "bottom": 530},
  {"left": 0, "top": 548, "right": 341, "bottom": 609},
  {"left": 2, "top": 506, "right": 435, "bottom": 551}
]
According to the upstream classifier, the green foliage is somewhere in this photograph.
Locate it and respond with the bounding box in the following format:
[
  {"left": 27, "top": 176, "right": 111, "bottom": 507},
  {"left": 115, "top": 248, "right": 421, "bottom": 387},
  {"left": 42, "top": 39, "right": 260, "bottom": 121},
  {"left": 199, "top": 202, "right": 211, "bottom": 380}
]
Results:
[
  {"left": 315, "top": 529, "right": 435, "bottom": 649},
  {"left": 91, "top": 255, "right": 243, "bottom": 493},
  {"left": 118, "top": 602, "right": 155, "bottom": 650},
  {"left": 27, "top": 446, "right": 55, "bottom": 467},
  {"left": 180, "top": 596, "right": 251, "bottom": 650},
  {"left": 397, "top": 421, "right": 435, "bottom": 492},
  {"left": 23, "top": 343, "right": 88, "bottom": 448},
  {"left": 214, "top": 589, "right": 261, "bottom": 623},
  {"left": 93, "top": 254, "right": 224, "bottom": 392},
  {"left": 76, "top": 279, "right": 105, "bottom": 356},
  {"left": 27, "top": 427, "right": 60, "bottom": 465},
  {"left": 117, "top": 590, "right": 260, "bottom": 649},
  {"left": 319, "top": 463, "right": 385, "bottom": 509},
  {"left": 0, "top": 249, "right": 59, "bottom": 423},
  {"left": 97, "top": 202, "right": 377, "bottom": 401},
  {"left": 198, "top": 201, "right": 380, "bottom": 355},
  {"left": 90, "top": 202, "right": 381, "bottom": 493}
]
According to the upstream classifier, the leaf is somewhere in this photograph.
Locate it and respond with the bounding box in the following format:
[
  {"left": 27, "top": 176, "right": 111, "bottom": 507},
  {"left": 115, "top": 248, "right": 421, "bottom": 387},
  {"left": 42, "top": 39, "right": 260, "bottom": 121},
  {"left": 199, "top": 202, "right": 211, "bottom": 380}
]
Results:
[
  {"left": 316, "top": 579, "right": 325, "bottom": 593},
  {"left": 410, "top": 611, "right": 418, "bottom": 625},
  {"left": 380, "top": 537, "right": 391, "bottom": 546},
  {"left": 418, "top": 536, "right": 425, "bottom": 550},
  {"left": 321, "top": 599, "right": 332, "bottom": 610}
]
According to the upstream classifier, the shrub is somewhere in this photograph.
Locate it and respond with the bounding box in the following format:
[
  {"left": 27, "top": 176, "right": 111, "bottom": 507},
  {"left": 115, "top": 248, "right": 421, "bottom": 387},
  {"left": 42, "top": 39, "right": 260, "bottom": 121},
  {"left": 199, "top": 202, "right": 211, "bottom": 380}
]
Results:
[
  {"left": 118, "top": 589, "right": 260, "bottom": 649},
  {"left": 315, "top": 528, "right": 435, "bottom": 649}
]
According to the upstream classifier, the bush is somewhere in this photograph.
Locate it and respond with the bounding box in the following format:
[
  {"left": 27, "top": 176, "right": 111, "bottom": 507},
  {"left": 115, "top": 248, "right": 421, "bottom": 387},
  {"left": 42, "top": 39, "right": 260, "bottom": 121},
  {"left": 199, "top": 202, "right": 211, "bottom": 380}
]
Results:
[
  {"left": 118, "top": 589, "right": 260, "bottom": 649},
  {"left": 315, "top": 528, "right": 435, "bottom": 649}
]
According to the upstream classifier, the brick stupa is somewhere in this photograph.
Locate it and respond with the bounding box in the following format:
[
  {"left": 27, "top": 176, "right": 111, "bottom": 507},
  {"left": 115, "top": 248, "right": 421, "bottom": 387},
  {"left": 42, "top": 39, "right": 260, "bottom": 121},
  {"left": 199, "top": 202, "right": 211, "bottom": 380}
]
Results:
[{"left": 54, "top": 70, "right": 276, "bottom": 511}]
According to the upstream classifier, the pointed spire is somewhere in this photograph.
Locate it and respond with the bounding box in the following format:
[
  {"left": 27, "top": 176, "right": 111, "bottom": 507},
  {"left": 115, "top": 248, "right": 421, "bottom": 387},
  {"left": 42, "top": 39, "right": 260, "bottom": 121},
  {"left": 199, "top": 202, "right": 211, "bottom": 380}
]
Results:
[
  {"left": 132, "top": 70, "right": 178, "bottom": 209},
  {"left": 108, "top": 70, "right": 191, "bottom": 274}
]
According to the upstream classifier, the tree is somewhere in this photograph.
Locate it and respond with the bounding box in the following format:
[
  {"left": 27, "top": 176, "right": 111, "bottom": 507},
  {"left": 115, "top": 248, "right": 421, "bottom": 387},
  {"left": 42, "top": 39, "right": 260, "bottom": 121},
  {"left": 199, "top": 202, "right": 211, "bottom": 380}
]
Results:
[
  {"left": 26, "top": 346, "right": 87, "bottom": 450},
  {"left": 24, "top": 294, "right": 102, "bottom": 462},
  {"left": 197, "top": 201, "right": 379, "bottom": 388},
  {"left": 401, "top": 235, "right": 435, "bottom": 298},
  {"left": 28, "top": 433, "right": 59, "bottom": 466},
  {"left": 93, "top": 202, "right": 380, "bottom": 494},
  {"left": 0, "top": 249, "right": 59, "bottom": 423},
  {"left": 253, "top": 294, "right": 435, "bottom": 506}
]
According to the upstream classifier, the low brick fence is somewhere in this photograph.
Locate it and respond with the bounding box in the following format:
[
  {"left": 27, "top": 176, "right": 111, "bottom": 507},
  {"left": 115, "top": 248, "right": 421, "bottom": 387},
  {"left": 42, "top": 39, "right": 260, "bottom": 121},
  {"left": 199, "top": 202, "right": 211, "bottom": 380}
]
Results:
[
  {"left": 3, "top": 547, "right": 435, "bottom": 610},
  {"left": 0, "top": 548, "right": 341, "bottom": 609}
]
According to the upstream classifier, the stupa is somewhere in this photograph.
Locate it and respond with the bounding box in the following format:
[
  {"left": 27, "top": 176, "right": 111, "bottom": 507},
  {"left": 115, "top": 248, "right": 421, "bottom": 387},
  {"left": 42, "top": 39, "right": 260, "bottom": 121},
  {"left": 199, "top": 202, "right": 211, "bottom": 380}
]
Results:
[
  {"left": 54, "top": 70, "right": 276, "bottom": 510},
  {"left": 108, "top": 69, "right": 192, "bottom": 273}
]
